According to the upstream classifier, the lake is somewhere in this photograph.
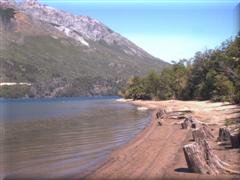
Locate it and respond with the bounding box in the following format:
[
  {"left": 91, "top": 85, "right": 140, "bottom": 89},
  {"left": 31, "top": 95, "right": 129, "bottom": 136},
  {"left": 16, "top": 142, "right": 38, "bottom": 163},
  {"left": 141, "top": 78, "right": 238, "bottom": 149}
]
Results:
[{"left": 0, "top": 97, "right": 150, "bottom": 179}]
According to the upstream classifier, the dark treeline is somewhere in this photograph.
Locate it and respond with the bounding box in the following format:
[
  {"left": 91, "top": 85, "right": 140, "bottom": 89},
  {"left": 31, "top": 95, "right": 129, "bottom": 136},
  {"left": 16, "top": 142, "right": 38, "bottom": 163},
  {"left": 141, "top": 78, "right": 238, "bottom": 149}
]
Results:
[{"left": 121, "top": 36, "right": 240, "bottom": 104}]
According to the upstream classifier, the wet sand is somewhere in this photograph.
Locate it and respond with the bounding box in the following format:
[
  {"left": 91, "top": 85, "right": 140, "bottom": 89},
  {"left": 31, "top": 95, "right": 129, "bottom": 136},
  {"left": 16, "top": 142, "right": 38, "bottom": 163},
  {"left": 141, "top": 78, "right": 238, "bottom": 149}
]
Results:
[{"left": 87, "top": 100, "right": 240, "bottom": 179}]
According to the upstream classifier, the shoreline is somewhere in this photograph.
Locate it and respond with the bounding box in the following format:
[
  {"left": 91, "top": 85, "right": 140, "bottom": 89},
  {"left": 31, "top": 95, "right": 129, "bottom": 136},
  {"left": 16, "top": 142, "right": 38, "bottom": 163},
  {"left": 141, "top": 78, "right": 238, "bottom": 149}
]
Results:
[
  {"left": 87, "top": 100, "right": 240, "bottom": 179},
  {"left": 84, "top": 101, "right": 155, "bottom": 178},
  {"left": 85, "top": 108, "right": 156, "bottom": 179}
]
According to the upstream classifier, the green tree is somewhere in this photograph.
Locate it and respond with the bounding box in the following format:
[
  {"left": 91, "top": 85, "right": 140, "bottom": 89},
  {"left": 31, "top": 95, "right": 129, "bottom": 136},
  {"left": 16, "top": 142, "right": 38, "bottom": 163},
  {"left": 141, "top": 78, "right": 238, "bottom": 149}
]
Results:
[
  {"left": 122, "top": 36, "right": 240, "bottom": 103},
  {"left": 122, "top": 76, "right": 151, "bottom": 100}
]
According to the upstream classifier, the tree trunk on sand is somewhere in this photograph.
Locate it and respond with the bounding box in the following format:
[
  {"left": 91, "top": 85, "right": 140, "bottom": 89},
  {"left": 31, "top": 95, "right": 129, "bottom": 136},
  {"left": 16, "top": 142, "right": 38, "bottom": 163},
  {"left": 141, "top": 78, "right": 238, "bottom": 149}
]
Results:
[
  {"left": 181, "top": 117, "right": 191, "bottom": 129},
  {"left": 218, "top": 126, "right": 240, "bottom": 148},
  {"left": 156, "top": 109, "right": 166, "bottom": 119},
  {"left": 183, "top": 139, "right": 240, "bottom": 175},
  {"left": 192, "top": 125, "right": 214, "bottom": 142},
  {"left": 157, "top": 121, "right": 162, "bottom": 126},
  {"left": 217, "top": 127, "right": 230, "bottom": 142},
  {"left": 230, "top": 132, "right": 240, "bottom": 148},
  {"left": 155, "top": 109, "right": 166, "bottom": 126},
  {"left": 181, "top": 117, "right": 198, "bottom": 129}
]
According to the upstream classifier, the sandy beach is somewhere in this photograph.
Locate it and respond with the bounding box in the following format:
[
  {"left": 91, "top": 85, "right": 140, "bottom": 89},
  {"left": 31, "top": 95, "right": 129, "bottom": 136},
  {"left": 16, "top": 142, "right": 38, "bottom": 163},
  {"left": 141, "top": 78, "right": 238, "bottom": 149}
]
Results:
[{"left": 87, "top": 100, "right": 240, "bottom": 179}]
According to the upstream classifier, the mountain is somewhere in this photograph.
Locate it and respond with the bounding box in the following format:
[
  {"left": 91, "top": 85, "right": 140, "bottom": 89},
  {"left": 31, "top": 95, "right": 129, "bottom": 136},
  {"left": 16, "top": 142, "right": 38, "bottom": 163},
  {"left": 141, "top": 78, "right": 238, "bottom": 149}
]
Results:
[{"left": 0, "top": 0, "right": 169, "bottom": 98}]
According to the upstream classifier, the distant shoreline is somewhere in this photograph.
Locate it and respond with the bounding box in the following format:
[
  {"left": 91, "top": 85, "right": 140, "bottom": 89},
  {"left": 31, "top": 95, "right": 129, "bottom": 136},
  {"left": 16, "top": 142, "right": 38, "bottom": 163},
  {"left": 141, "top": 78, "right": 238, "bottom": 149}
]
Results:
[{"left": 0, "top": 95, "right": 120, "bottom": 101}]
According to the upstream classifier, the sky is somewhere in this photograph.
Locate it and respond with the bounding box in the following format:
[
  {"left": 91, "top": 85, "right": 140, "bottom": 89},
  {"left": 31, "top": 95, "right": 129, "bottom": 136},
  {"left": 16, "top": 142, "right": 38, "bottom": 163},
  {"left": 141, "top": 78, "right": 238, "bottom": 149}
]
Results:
[{"left": 38, "top": 0, "right": 239, "bottom": 62}]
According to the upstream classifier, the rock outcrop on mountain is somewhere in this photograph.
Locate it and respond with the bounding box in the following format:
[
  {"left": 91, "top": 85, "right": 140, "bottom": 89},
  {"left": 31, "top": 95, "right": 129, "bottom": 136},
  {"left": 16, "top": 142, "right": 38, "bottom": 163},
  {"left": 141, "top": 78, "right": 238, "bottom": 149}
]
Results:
[
  {"left": 18, "top": 0, "right": 153, "bottom": 58},
  {"left": 0, "top": 0, "right": 169, "bottom": 98}
]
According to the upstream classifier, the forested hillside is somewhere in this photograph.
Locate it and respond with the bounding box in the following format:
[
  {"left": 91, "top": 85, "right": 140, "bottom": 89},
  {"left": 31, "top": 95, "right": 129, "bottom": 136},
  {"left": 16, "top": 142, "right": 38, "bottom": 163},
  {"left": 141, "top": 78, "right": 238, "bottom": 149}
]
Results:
[
  {"left": 122, "top": 36, "right": 240, "bottom": 104},
  {"left": 0, "top": 2, "right": 168, "bottom": 98}
]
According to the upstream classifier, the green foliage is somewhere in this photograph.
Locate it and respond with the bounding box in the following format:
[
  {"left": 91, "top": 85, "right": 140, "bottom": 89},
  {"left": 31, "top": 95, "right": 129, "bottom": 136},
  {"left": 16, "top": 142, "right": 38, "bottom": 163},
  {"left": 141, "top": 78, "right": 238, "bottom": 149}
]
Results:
[
  {"left": 121, "top": 63, "right": 190, "bottom": 100},
  {"left": 121, "top": 76, "right": 151, "bottom": 100},
  {"left": 122, "top": 36, "right": 240, "bottom": 104},
  {"left": 0, "top": 34, "right": 169, "bottom": 98},
  {"left": 143, "top": 71, "right": 161, "bottom": 99},
  {"left": 0, "top": 8, "right": 16, "bottom": 30},
  {"left": 160, "top": 63, "right": 189, "bottom": 99},
  {"left": 187, "top": 36, "right": 240, "bottom": 103},
  {"left": 0, "top": 85, "right": 32, "bottom": 99},
  {"left": 0, "top": 8, "right": 15, "bottom": 24}
]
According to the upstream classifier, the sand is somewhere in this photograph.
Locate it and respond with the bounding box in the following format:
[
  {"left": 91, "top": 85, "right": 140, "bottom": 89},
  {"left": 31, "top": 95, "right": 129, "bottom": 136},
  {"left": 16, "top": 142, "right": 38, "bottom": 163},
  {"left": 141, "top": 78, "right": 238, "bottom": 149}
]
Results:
[{"left": 87, "top": 100, "right": 240, "bottom": 179}]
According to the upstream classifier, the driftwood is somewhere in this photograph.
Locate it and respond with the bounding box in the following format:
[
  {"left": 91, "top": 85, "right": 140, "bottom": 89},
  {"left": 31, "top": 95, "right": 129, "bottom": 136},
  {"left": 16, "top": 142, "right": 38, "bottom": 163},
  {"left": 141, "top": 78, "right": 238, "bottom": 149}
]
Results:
[
  {"left": 155, "top": 110, "right": 193, "bottom": 126},
  {"left": 155, "top": 109, "right": 189, "bottom": 125},
  {"left": 155, "top": 109, "right": 189, "bottom": 126},
  {"left": 167, "top": 111, "right": 186, "bottom": 119},
  {"left": 230, "top": 132, "right": 240, "bottom": 148},
  {"left": 157, "top": 110, "right": 193, "bottom": 122},
  {"left": 192, "top": 125, "right": 214, "bottom": 143},
  {"left": 183, "top": 140, "right": 240, "bottom": 175},
  {"left": 217, "top": 126, "right": 231, "bottom": 142}
]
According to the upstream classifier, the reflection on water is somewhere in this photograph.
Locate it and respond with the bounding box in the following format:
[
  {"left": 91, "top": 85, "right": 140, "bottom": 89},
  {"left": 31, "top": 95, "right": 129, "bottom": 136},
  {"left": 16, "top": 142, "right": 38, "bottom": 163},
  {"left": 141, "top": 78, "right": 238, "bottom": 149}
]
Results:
[{"left": 0, "top": 97, "right": 150, "bottom": 179}]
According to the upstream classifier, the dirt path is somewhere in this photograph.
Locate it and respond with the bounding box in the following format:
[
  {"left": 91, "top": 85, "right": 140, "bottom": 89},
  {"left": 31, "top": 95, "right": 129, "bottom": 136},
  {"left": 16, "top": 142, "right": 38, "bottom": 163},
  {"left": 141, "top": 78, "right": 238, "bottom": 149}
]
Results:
[{"left": 87, "top": 100, "right": 240, "bottom": 179}]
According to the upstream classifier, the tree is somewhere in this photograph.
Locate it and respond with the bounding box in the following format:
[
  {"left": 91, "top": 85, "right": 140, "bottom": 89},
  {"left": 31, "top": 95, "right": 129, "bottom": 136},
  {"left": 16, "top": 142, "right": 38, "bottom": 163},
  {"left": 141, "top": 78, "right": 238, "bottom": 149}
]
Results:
[{"left": 122, "top": 36, "right": 240, "bottom": 103}]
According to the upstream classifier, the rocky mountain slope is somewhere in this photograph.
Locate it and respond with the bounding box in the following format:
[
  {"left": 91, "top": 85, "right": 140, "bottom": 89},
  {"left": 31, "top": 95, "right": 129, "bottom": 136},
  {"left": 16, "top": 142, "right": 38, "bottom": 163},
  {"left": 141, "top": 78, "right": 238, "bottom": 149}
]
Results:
[
  {"left": 18, "top": 0, "right": 155, "bottom": 59},
  {"left": 0, "top": 0, "right": 169, "bottom": 98}
]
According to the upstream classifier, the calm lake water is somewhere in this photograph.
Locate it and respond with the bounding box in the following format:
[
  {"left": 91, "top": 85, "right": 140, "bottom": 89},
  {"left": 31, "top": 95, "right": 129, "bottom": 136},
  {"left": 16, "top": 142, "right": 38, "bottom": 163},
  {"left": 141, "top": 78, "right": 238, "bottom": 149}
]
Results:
[{"left": 0, "top": 97, "right": 150, "bottom": 179}]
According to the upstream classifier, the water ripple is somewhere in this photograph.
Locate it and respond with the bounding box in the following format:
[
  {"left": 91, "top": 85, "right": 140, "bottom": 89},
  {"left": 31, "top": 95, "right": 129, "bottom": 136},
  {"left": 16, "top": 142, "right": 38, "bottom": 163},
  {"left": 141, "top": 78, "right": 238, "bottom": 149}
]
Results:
[{"left": 0, "top": 98, "right": 150, "bottom": 178}]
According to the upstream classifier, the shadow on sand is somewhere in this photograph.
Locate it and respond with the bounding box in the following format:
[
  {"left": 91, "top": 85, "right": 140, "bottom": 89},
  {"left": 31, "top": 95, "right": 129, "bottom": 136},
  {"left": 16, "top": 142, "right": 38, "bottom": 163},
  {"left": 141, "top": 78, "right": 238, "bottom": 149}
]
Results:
[{"left": 174, "top": 167, "right": 191, "bottom": 173}]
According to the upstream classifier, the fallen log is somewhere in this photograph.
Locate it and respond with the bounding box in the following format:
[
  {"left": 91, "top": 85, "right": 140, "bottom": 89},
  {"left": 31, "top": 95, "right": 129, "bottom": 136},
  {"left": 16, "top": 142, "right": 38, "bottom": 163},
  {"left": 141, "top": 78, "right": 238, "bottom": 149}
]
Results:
[{"left": 169, "top": 115, "right": 186, "bottom": 120}]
